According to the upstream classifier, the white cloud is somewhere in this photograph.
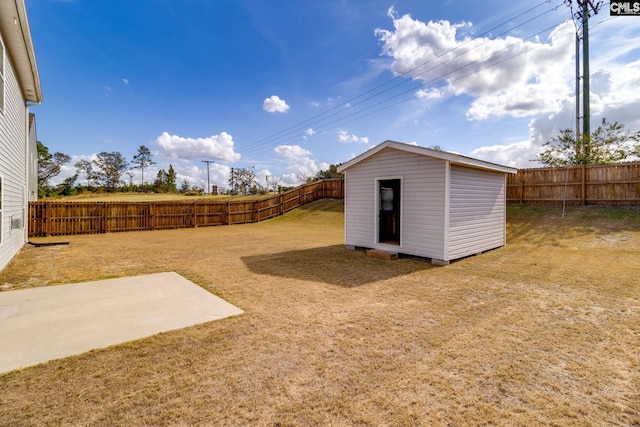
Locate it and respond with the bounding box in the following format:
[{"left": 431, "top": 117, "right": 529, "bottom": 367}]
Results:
[
  {"left": 338, "top": 129, "right": 369, "bottom": 144},
  {"left": 274, "top": 144, "right": 311, "bottom": 158},
  {"left": 471, "top": 140, "right": 543, "bottom": 169},
  {"left": 263, "top": 95, "right": 290, "bottom": 113},
  {"left": 274, "top": 144, "right": 321, "bottom": 183},
  {"left": 122, "top": 78, "right": 129, "bottom": 85},
  {"left": 386, "top": 6, "right": 398, "bottom": 19},
  {"left": 279, "top": 173, "right": 301, "bottom": 187},
  {"left": 375, "top": 13, "right": 575, "bottom": 120},
  {"left": 303, "top": 128, "right": 316, "bottom": 140},
  {"left": 154, "top": 131, "right": 241, "bottom": 163},
  {"left": 416, "top": 87, "right": 444, "bottom": 100},
  {"left": 375, "top": 11, "right": 640, "bottom": 169},
  {"left": 187, "top": 163, "right": 230, "bottom": 191},
  {"left": 254, "top": 168, "right": 270, "bottom": 185}
]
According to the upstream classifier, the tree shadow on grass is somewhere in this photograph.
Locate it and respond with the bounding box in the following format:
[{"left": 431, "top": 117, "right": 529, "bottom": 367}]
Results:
[{"left": 241, "top": 245, "right": 433, "bottom": 288}]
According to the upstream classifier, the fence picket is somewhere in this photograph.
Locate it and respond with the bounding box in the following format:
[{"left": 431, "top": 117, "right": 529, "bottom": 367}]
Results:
[
  {"left": 28, "top": 166, "right": 639, "bottom": 238},
  {"left": 507, "top": 162, "right": 640, "bottom": 205},
  {"left": 29, "top": 179, "right": 345, "bottom": 237}
]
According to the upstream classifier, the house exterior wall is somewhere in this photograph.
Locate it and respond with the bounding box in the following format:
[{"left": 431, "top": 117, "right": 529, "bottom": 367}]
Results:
[
  {"left": 447, "top": 165, "right": 506, "bottom": 260},
  {"left": 0, "top": 36, "right": 29, "bottom": 271},
  {"left": 343, "top": 147, "right": 448, "bottom": 259}
]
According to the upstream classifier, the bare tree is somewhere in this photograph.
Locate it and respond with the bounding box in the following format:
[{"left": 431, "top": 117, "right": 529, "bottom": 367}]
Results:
[
  {"left": 37, "top": 141, "right": 70, "bottom": 187},
  {"left": 229, "top": 166, "right": 256, "bottom": 195},
  {"left": 131, "top": 145, "right": 155, "bottom": 185},
  {"left": 74, "top": 159, "right": 95, "bottom": 186},
  {"left": 93, "top": 151, "right": 129, "bottom": 191}
]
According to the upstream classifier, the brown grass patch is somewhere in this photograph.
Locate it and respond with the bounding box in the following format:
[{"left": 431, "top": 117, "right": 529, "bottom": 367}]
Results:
[{"left": 1, "top": 200, "right": 639, "bottom": 426}]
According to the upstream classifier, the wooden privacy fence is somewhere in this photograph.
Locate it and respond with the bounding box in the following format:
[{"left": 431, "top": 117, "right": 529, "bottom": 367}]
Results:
[
  {"left": 29, "top": 179, "right": 344, "bottom": 237},
  {"left": 507, "top": 162, "right": 640, "bottom": 205}
]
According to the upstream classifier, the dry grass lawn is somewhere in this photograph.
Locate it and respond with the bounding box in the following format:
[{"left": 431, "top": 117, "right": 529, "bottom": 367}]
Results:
[{"left": 0, "top": 200, "right": 638, "bottom": 426}]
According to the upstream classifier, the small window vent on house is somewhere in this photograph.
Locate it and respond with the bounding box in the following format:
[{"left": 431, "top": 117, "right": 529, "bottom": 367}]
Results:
[{"left": 11, "top": 216, "right": 23, "bottom": 230}]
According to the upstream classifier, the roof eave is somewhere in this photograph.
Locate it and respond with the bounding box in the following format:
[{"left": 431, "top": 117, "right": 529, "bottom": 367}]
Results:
[
  {"left": 337, "top": 140, "right": 518, "bottom": 174},
  {"left": 0, "top": 0, "right": 42, "bottom": 103}
]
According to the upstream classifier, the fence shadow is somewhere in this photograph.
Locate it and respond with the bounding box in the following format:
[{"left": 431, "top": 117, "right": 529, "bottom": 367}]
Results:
[{"left": 241, "top": 245, "right": 433, "bottom": 288}]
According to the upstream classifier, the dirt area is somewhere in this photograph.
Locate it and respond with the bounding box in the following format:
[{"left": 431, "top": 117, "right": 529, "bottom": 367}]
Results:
[{"left": 0, "top": 200, "right": 638, "bottom": 426}]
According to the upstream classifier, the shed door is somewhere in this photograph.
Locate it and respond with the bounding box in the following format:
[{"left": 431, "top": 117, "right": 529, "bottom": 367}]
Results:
[{"left": 378, "top": 179, "right": 400, "bottom": 245}]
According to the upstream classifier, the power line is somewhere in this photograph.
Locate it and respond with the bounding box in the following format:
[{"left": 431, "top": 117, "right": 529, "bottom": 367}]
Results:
[
  {"left": 249, "top": 6, "right": 616, "bottom": 160},
  {"left": 564, "top": 0, "right": 604, "bottom": 138},
  {"left": 240, "top": 0, "right": 565, "bottom": 155},
  {"left": 243, "top": 13, "right": 571, "bottom": 157}
]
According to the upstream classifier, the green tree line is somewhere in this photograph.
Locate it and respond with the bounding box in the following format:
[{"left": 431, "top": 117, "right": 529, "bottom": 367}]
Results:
[
  {"left": 37, "top": 142, "right": 346, "bottom": 198},
  {"left": 37, "top": 144, "right": 191, "bottom": 198}
]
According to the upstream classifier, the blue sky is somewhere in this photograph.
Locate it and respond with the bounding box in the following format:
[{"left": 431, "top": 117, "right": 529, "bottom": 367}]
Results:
[{"left": 26, "top": 0, "right": 640, "bottom": 190}]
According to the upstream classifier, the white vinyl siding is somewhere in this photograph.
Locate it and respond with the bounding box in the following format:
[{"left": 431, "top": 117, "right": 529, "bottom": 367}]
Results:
[
  {"left": 344, "top": 148, "right": 447, "bottom": 259},
  {"left": 0, "top": 37, "right": 29, "bottom": 271},
  {"left": 0, "top": 175, "right": 3, "bottom": 244},
  {"left": 448, "top": 165, "right": 506, "bottom": 260},
  {"left": 341, "top": 141, "right": 513, "bottom": 264},
  {"left": 0, "top": 38, "right": 4, "bottom": 113}
]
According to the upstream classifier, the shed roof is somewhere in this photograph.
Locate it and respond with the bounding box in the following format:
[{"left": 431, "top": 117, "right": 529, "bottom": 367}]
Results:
[
  {"left": 0, "top": 0, "right": 42, "bottom": 103},
  {"left": 337, "top": 140, "right": 517, "bottom": 174}
]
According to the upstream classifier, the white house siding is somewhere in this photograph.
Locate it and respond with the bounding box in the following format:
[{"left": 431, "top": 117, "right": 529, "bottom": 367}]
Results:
[
  {"left": 344, "top": 148, "right": 447, "bottom": 259},
  {"left": 448, "top": 165, "right": 506, "bottom": 260},
  {"left": 0, "top": 45, "right": 29, "bottom": 271}
]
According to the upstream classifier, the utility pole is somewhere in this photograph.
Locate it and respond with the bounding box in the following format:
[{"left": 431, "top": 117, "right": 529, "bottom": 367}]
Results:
[
  {"left": 575, "top": 31, "right": 580, "bottom": 142},
  {"left": 230, "top": 167, "right": 234, "bottom": 196},
  {"left": 567, "top": 0, "right": 603, "bottom": 141},
  {"left": 201, "top": 160, "right": 214, "bottom": 194},
  {"left": 581, "top": 0, "right": 591, "bottom": 138}
]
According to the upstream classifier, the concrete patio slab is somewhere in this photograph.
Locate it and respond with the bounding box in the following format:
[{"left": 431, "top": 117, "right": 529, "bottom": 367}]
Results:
[{"left": 0, "top": 272, "right": 243, "bottom": 374}]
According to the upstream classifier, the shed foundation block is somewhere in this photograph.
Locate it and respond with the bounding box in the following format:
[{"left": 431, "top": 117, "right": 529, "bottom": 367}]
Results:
[{"left": 366, "top": 249, "right": 398, "bottom": 260}]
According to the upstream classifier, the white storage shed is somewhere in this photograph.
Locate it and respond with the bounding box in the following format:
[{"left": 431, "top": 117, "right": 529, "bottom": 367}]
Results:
[{"left": 337, "top": 140, "right": 517, "bottom": 265}]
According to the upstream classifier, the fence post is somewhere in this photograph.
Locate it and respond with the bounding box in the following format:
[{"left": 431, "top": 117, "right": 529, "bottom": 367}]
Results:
[
  {"left": 227, "top": 201, "right": 231, "bottom": 225},
  {"left": 151, "top": 203, "right": 155, "bottom": 230},
  {"left": 193, "top": 202, "right": 197, "bottom": 228},
  {"left": 519, "top": 171, "right": 524, "bottom": 204},
  {"left": 101, "top": 202, "right": 107, "bottom": 233},
  {"left": 252, "top": 200, "right": 256, "bottom": 223},
  {"left": 581, "top": 164, "right": 586, "bottom": 206},
  {"left": 44, "top": 201, "right": 51, "bottom": 237}
]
